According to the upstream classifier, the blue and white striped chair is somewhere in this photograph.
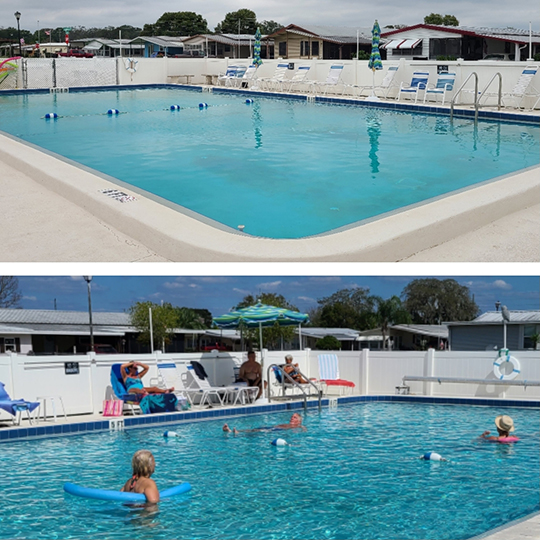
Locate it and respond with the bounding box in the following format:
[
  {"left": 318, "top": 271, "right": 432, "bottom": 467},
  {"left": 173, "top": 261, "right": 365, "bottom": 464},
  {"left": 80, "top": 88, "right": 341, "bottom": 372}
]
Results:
[
  {"left": 423, "top": 72, "right": 456, "bottom": 105},
  {"left": 309, "top": 64, "right": 345, "bottom": 96},
  {"left": 501, "top": 65, "right": 539, "bottom": 109},
  {"left": 217, "top": 65, "right": 239, "bottom": 86},
  {"left": 398, "top": 71, "right": 429, "bottom": 103}
]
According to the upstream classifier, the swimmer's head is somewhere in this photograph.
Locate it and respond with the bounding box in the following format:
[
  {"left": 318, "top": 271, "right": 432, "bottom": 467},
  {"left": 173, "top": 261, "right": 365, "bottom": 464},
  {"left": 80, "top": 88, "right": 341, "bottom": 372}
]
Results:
[
  {"left": 132, "top": 450, "right": 155, "bottom": 478},
  {"left": 290, "top": 413, "right": 302, "bottom": 425}
]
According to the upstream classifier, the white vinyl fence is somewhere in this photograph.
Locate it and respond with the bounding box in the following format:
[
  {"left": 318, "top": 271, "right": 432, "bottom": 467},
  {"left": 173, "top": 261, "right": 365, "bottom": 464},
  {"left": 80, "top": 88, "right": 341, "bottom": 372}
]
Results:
[{"left": 1, "top": 348, "right": 538, "bottom": 421}]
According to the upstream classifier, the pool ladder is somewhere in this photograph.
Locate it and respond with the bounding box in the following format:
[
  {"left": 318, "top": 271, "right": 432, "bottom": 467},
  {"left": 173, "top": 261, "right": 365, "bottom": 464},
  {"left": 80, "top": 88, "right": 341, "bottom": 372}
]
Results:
[
  {"left": 450, "top": 71, "right": 502, "bottom": 124},
  {"left": 267, "top": 364, "right": 322, "bottom": 411}
]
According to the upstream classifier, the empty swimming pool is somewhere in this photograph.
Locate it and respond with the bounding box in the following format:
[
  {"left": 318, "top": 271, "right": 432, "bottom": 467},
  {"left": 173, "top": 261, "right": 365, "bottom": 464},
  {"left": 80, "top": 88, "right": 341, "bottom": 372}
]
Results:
[
  {"left": 1, "top": 87, "right": 538, "bottom": 238},
  {"left": 1, "top": 402, "right": 538, "bottom": 539}
]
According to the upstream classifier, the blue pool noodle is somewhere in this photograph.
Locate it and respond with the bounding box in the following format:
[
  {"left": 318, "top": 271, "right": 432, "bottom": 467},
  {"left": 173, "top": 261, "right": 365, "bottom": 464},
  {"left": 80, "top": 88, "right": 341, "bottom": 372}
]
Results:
[{"left": 63, "top": 481, "right": 191, "bottom": 502}]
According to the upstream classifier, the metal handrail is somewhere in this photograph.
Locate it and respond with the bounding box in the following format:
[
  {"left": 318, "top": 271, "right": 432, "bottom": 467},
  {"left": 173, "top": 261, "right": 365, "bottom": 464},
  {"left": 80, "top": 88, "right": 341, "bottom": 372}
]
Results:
[
  {"left": 450, "top": 71, "right": 479, "bottom": 122},
  {"left": 402, "top": 375, "right": 540, "bottom": 387},
  {"left": 267, "top": 363, "right": 322, "bottom": 411},
  {"left": 477, "top": 72, "right": 503, "bottom": 111}
]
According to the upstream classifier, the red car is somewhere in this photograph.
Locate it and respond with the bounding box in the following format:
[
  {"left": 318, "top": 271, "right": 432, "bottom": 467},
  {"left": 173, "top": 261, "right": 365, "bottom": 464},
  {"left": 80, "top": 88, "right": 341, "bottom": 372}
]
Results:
[{"left": 58, "top": 49, "right": 94, "bottom": 58}]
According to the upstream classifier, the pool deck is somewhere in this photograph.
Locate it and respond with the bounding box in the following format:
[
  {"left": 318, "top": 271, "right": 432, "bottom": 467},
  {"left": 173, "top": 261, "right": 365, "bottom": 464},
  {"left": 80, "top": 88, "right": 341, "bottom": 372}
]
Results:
[
  {"left": 0, "top": 98, "right": 539, "bottom": 262},
  {"left": 472, "top": 512, "right": 540, "bottom": 540}
]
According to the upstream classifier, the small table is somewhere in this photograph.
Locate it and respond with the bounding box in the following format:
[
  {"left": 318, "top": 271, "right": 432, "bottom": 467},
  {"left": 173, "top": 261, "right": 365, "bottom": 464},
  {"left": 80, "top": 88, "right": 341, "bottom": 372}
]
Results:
[
  {"left": 202, "top": 74, "right": 219, "bottom": 85},
  {"left": 35, "top": 396, "right": 67, "bottom": 423}
]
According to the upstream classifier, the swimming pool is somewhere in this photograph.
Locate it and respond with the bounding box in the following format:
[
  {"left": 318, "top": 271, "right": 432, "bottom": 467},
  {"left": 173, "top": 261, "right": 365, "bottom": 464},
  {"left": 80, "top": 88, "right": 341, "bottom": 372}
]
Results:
[
  {"left": 1, "top": 88, "right": 538, "bottom": 239},
  {"left": 1, "top": 402, "right": 538, "bottom": 539}
]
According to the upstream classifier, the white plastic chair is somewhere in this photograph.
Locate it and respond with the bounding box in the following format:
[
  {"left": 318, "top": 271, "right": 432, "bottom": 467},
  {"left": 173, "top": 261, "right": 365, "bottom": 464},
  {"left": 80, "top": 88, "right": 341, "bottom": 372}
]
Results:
[
  {"left": 217, "top": 65, "right": 238, "bottom": 87},
  {"left": 500, "top": 65, "right": 539, "bottom": 109},
  {"left": 259, "top": 63, "right": 290, "bottom": 91},
  {"left": 309, "top": 64, "right": 345, "bottom": 96},
  {"left": 317, "top": 354, "right": 355, "bottom": 396},
  {"left": 423, "top": 72, "right": 456, "bottom": 105},
  {"left": 398, "top": 71, "right": 429, "bottom": 103},
  {"left": 347, "top": 65, "right": 400, "bottom": 99},
  {"left": 284, "top": 65, "right": 311, "bottom": 93}
]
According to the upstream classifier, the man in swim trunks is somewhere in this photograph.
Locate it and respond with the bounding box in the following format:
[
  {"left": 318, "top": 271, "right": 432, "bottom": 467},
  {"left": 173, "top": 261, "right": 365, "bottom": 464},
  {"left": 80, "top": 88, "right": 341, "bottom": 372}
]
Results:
[
  {"left": 282, "top": 354, "right": 309, "bottom": 384},
  {"left": 222, "top": 413, "right": 306, "bottom": 434},
  {"left": 121, "top": 361, "right": 174, "bottom": 396},
  {"left": 239, "top": 351, "right": 263, "bottom": 398}
]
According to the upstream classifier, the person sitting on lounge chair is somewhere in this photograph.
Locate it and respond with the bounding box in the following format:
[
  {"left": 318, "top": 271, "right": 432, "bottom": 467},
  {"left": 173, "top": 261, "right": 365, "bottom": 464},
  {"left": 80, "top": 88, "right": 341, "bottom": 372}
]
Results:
[
  {"left": 121, "top": 361, "right": 174, "bottom": 396},
  {"left": 283, "top": 355, "right": 309, "bottom": 384}
]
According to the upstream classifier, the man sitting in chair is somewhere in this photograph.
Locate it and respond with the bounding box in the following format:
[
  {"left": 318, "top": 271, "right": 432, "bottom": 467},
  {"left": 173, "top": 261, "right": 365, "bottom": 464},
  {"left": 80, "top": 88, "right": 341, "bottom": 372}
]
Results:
[
  {"left": 239, "top": 351, "right": 263, "bottom": 398},
  {"left": 283, "top": 355, "right": 309, "bottom": 384}
]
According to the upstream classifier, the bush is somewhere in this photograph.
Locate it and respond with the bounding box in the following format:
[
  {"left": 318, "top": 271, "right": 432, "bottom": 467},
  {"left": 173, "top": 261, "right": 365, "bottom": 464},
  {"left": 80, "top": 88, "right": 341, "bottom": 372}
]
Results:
[
  {"left": 436, "top": 55, "right": 457, "bottom": 61},
  {"left": 352, "top": 51, "right": 370, "bottom": 60},
  {"left": 315, "top": 335, "right": 342, "bottom": 350}
]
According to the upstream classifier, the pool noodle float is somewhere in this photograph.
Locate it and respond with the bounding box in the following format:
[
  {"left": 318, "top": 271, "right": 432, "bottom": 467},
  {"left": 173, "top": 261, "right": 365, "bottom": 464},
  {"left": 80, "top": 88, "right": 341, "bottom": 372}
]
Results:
[{"left": 63, "top": 481, "right": 191, "bottom": 502}]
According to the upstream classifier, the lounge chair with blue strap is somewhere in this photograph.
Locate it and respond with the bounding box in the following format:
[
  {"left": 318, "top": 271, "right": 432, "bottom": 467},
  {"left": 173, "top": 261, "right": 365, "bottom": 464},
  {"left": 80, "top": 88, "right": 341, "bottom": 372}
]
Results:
[
  {"left": 0, "top": 381, "right": 39, "bottom": 425},
  {"left": 501, "top": 65, "right": 539, "bottom": 109},
  {"left": 110, "top": 364, "right": 142, "bottom": 415},
  {"left": 423, "top": 71, "right": 456, "bottom": 105},
  {"left": 309, "top": 64, "right": 345, "bottom": 95},
  {"left": 317, "top": 354, "right": 355, "bottom": 395},
  {"left": 258, "top": 62, "right": 291, "bottom": 91},
  {"left": 284, "top": 65, "right": 312, "bottom": 93},
  {"left": 346, "top": 65, "right": 400, "bottom": 99},
  {"left": 217, "top": 65, "right": 239, "bottom": 86},
  {"left": 398, "top": 71, "right": 429, "bottom": 103}
]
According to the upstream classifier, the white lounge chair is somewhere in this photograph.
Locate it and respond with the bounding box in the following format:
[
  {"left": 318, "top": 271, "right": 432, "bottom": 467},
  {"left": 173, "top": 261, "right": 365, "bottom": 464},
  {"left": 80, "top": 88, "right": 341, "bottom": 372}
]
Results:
[
  {"left": 258, "top": 62, "right": 290, "bottom": 91},
  {"left": 423, "top": 72, "right": 456, "bottom": 105},
  {"left": 239, "top": 64, "right": 259, "bottom": 89},
  {"left": 317, "top": 354, "right": 355, "bottom": 396},
  {"left": 283, "top": 65, "right": 311, "bottom": 93},
  {"left": 229, "top": 65, "right": 248, "bottom": 88},
  {"left": 309, "top": 64, "right": 345, "bottom": 95},
  {"left": 500, "top": 65, "right": 539, "bottom": 109},
  {"left": 398, "top": 71, "right": 429, "bottom": 103},
  {"left": 347, "top": 65, "right": 400, "bottom": 99},
  {"left": 217, "top": 65, "right": 241, "bottom": 87}
]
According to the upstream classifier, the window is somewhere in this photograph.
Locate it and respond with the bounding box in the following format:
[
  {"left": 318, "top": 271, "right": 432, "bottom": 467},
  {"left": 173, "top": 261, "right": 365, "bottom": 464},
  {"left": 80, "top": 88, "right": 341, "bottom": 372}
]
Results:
[
  {"left": 300, "top": 41, "right": 310, "bottom": 56},
  {"left": 312, "top": 41, "right": 320, "bottom": 57},
  {"left": 278, "top": 41, "right": 287, "bottom": 57},
  {"left": 523, "top": 325, "right": 539, "bottom": 349}
]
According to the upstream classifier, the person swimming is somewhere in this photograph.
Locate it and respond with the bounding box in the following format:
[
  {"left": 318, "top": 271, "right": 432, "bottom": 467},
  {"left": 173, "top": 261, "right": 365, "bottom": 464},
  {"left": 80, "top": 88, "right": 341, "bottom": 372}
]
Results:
[
  {"left": 222, "top": 413, "right": 306, "bottom": 434},
  {"left": 480, "top": 414, "right": 519, "bottom": 443},
  {"left": 121, "top": 450, "right": 160, "bottom": 503}
]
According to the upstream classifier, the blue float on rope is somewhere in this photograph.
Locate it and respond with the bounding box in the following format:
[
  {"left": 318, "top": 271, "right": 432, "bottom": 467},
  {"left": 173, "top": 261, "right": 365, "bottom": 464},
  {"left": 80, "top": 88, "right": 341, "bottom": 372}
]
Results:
[
  {"left": 170, "top": 105, "right": 181, "bottom": 110},
  {"left": 421, "top": 452, "right": 445, "bottom": 461},
  {"left": 245, "top": 98, "right": 254, "bottom": 104},
  {"left": 271, "top": 438, "right": 288, "bottom": 446},
  {"left": 198, "top": 103, "right": 208, "bottom": 109},
  {"left": 45, "top": 113, "right": 58, "bottom": 119},
  {"left": 63, "top": 481, "right": 191, "bottom": 502},
  {"left": 107, "top": 109, "right": 119, "bottom": 115}
]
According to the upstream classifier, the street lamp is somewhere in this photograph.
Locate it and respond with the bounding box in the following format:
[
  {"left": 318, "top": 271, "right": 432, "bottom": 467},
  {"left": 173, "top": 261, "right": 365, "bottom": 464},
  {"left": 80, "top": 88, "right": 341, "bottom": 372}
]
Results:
[
  {"left": 14, "top": 11, "right": 22, "bottom": 56},
  {"left": 83, "top": 276, "right": 94, "bottom": 352},
  {"left": 495, "top": 300, "right": 501, "bottom": 311}
]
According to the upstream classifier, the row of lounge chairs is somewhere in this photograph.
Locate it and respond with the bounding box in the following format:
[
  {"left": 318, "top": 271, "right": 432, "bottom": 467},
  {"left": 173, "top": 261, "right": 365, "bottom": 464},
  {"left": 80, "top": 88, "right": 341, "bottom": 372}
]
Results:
[{"left": 215, "top": 62, "right": 539, "bottom": 109}]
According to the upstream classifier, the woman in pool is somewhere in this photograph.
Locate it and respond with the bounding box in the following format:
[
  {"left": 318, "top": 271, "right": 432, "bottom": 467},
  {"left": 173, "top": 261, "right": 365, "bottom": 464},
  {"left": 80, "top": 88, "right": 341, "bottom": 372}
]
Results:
[
  {"left": 121, "top": 450, "right": 159, "bottom": 503},
  {"left": 121, "top": 361, "right": 174, "bottom": 396},
  {"left": 222, "top": 413, "right": 307, "bottom": 434},
  {"left": 480, "top": 414, "right": 519, "bottom": 443}
]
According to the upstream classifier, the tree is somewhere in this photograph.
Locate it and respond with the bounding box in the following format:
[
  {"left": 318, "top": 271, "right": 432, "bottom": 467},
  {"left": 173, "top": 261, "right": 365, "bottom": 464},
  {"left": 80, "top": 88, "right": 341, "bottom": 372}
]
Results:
[
  {"left": 374, "top": 296, "right": 411, "bottom": 350},
  {"left": 424, "top": 13, "right": 459, "bottom": 26},
  {"left": 142, "top": 12, "right": 209, "bottom": 36},
  {"left": 215, "top": 9, "right": 257, "bottom": 34},
  {"left": 315, "top": 335, "right": 342, "bottom": 350},
  {"left": 315, "top": 287, "right": 378, "bottom": 330},
  {"left": 129, "top": 301, "right": 178, "bottom": 350},
  {"left": 0, "top": 276, "right": 22, "bottom": 308},
  {"left": 232, "top": 292, "right": 300, "bottom": 350},
  {"left": 401, "top": 279, "right": 479, "bottom": 325},
  {"left": 258, "top": 20, "right": 283, "bottom": 35},
  {"left": 173, "top": 307, "right": 207, "bottom": 329}
]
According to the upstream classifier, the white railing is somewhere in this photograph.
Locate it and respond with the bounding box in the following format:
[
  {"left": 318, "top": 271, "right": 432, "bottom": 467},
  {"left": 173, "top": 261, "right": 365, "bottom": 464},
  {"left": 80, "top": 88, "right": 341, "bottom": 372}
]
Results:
[{"left": 1, "top": 347, "right": 538, "bottom": 421}]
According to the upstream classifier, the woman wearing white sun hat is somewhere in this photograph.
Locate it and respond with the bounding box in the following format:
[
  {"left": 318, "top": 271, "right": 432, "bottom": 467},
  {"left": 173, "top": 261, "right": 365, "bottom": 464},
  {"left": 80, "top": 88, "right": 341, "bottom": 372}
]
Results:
[{"left": 480, "top": 415, "right": 519, "bottom": 443}]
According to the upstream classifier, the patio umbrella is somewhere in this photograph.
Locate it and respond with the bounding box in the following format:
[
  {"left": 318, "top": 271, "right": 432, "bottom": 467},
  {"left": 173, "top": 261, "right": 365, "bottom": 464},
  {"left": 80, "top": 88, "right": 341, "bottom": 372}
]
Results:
[
  {"left": 253, "top": 28, "right": 263, "bottom": 66},
  {"left": 367, "top": 20, "right": 383, "bottom": 101},
  {"left": 213, "top": 302, "right": 309, "bottom": 399}
]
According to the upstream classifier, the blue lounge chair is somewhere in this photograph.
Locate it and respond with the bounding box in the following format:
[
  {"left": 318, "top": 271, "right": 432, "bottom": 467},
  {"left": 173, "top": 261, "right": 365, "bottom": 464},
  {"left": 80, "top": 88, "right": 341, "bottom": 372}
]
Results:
[
  {"left": 110, "top": 364, "right": 142, "bottom": 415},
  {"left": 398, "top": 71, "right": 429, "bottom": 103},
  {"left": 0, "top": 381, "right": 39, "bottom": 425},
  {"left": 423, "top": 72, "right": 456, "bottom": 105}
]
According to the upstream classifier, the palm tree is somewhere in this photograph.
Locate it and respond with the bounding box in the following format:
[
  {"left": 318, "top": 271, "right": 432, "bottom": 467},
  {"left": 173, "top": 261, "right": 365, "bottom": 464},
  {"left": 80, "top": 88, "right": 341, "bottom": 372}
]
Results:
[{"left": 375, "top": 296, "right": 411, "bottom": 350}]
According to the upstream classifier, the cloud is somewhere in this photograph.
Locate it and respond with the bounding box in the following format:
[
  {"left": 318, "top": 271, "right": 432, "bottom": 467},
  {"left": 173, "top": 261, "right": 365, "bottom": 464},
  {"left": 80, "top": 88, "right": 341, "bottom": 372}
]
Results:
[
  {"left": 163, "top": 281, "right": 184, "bottom": 289},
  {"left": 258, "top": 280, "right": 282, "bottom": 289},
  {"left": 298, "top": 296, "right": 315, "bottom": 302},
  {"left": 493, "top": 280, "right": 512, "bottom": 290},
  {"left": 233, "top": 288, "right": 251, "bottom": 295},
  {"left": 23, "top": 295, "right": 37, "bottom": 301},
  {"left": 468, "top": 279, "right": 513, "bottom": 291}
]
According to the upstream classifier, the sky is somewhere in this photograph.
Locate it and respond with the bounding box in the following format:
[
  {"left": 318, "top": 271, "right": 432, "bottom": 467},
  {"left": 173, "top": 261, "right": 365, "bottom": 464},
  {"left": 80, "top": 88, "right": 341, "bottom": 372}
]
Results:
[
  {"left": 13, "top": 275, "right": 540, "bottom": 318},
  {"left": 5, "top": 0, "right": 539, "bottom": 34}
]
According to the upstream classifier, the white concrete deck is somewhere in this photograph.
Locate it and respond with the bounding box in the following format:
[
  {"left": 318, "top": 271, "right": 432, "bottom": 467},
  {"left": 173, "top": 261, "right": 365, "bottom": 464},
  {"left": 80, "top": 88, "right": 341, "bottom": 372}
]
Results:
[{"left": 1, "top": 100, "right": 538, "bottom": 262}]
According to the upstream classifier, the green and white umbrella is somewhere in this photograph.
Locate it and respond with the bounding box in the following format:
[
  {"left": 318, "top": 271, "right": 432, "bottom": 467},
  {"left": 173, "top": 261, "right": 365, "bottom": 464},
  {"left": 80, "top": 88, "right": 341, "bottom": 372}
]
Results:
[
  {"left": 213, "top": 302, "right": 309, "bottom": 399},
  {"left": 367, "top": 20, "right": 383, "bottom": 100},
  {"left": 253, "top": 28, "right": 263, "bottom": 66}
]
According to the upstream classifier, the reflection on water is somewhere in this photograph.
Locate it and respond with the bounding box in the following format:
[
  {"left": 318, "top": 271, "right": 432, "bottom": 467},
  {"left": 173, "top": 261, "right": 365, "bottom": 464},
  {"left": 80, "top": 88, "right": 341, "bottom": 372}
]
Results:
[
  {"left": 366, "top": 111, "right": 382, "bottom": 174},
  {"left": 251, "top": 101, "right": 263, "bottom": 149}
]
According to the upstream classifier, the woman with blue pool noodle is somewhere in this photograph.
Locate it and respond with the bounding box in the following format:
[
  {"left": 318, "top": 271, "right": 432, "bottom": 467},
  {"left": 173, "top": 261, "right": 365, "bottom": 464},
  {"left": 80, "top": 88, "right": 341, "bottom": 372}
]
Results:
[{"left": 121, "top": 450, "right": 159, "bottom": 503}]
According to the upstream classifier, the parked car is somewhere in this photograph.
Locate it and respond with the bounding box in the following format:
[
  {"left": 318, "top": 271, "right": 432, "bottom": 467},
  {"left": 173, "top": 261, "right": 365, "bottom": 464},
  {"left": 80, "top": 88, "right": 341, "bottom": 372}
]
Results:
[
  {"left": 92, "top": 344, "right": 118, "bottom": 354},
  {"left": 482, "top": 53, "right": 515, "bottom": 61},
  {"left": 58, "top": 49, "right": 94, "bottom": 58}
]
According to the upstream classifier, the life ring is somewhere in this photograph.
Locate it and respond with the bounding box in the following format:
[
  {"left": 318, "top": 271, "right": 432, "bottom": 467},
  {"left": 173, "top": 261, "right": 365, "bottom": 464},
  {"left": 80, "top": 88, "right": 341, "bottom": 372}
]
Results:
[
  {"left": 493, "top": 350, "right": 520, "bottom": 381},
  {"left": 63, "top": 481, "right": 191, "bottom": 502},
  {"left": 124, "top": 57, "right": 138, "bottom": 73}
]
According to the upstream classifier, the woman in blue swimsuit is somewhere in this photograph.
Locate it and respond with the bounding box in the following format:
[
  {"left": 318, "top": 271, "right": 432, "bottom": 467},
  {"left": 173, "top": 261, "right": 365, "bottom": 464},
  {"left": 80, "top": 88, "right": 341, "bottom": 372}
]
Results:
[{"left": 121, "top": 361, "right": 174, "bottom": 396}]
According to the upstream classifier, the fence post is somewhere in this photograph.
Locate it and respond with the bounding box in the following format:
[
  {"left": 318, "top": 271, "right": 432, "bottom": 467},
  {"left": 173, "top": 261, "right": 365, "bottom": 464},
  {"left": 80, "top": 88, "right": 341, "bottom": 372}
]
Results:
[
  {"left": 424, "top": 348, "right": 436, "bottom": 396},
  {"left": 360, "top": 348, "right": 370, "bottom": 395},
  {"left": 88, "top": 351, "right": 100, "bottom": 414}
]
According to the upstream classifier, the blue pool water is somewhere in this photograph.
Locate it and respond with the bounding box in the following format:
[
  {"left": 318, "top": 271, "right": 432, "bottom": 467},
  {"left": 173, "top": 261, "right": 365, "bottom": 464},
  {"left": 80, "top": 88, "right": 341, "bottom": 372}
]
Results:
[
  {"left": 0, "top": 88, "right": 539, "bottom": 238},
  {"left": 1, "top": 402, "right": 538, "bottom": 539}
]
